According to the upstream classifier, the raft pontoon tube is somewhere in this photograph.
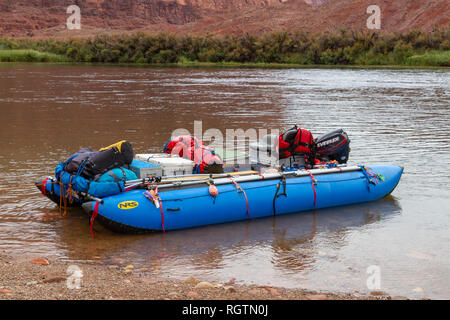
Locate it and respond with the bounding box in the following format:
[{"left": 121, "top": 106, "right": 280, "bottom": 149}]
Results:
[{"left": 81, "top": 165, "right": 403, "bottom": 234}]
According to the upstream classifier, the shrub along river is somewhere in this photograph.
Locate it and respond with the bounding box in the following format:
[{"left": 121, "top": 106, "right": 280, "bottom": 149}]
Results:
[{"left": 0, "top": 64, "right": 449, "bottom": 299}]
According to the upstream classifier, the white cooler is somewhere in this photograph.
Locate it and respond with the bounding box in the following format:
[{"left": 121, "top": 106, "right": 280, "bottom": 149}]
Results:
[{"left": 136, "top": 154, "right": 195, "bottom": 176}]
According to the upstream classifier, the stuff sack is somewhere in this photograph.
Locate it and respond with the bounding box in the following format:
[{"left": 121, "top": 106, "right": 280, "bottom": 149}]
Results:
[
  {"left": 64, "top": 141, "right": 134, "bottom": 180},
  {"left": 314, "top": 129, "right": 350, "bottom": 164},
  {"left": 64, "top": 148, "right": 97, "bottom": 175},
  {"left": 96, "top": 167, "right": 138, "bottom": 183},
  {"left": 82, "top": 140, "right": 134, "bottom": 179},
  {"left": 55, "top": 162, "right": 124, "bottom": 199},
  {"left": 163, "top": 136, "right": 223, "bottom": 174}
]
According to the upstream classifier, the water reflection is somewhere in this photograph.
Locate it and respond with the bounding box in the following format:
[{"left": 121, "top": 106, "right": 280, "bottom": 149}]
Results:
[{"left": 53, "top": 197, "right": 401, "bottom": 280}]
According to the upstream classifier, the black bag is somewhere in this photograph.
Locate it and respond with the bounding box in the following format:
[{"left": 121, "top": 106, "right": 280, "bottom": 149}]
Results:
[
  {"left": 83, "top": 141, "right": 134, "bottom": 179},
  {"left": 314, "top": 129, "right": 350, "bottom": 164},
  {"left": 64, "top": 148, "right": 97, "bottom": 175},
  {"left": 64, "top": 141, "right": 134, "bottom": 180}
]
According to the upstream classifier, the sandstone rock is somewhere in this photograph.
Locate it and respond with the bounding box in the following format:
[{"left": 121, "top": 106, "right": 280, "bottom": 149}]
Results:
[
  {"left": 194, "top": 281, "right": 214, "bottom": 289},
  {"left": 183, "top": 276, "right": 199, "bottom": 285},
  {"left": 248, "top": 288, "right": 264, "bottom": 295},
  {"left": 370, "top": 291, "right": 388, "bottom": 296},
  {"left": 258, "top": 286, "right": 279, "bottom": 295},
  {"left": 225, "top": 277, "right": 236, "bottom": 285},
  {"left": 268, "top": 288, "right": 279, "bottom": 295},
  {"left": 224, "top": 286, "right": 236, "bottom": 293},
  {"left": 43, "top": 276, "right": 66, "bottom": 284},
  {"left": 31, "top": 258, "right": 50, "bottom": 266},
  {"left": 0, "top": 0, "right": 445, "bottom": 39},
  {"left": 0, "top": 289, "right": 12, "bottom": 294},
  {"left": 306, "top": 294, "right": 329, "bottom": 300},
  {"left": 124, "top": 265, "right": 134, "bottom": 270},
  {"left": 187, "top": 291, "right": 200, "bottom": 298}
]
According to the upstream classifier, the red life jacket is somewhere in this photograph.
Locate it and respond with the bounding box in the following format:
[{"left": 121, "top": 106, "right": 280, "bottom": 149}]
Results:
[
  {"left": 192, "top": 146, "right": 223, "bottom": 174},
  {"left": 163, "top": 135, "right": 203, "bottom": 160},
  {"left": 278, "top": 126, "right": 314, "bottom": 159},
  {"left": 163, "top": 136, "right": 223, "bottom": 174}
]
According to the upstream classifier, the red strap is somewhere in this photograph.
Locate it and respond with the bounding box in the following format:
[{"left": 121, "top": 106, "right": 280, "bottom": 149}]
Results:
[
  {"left": 366, "top": 168, "right": 379, "bottom": 184},
  {"left": 231, "top": 180, "right": 250, "bottom": 219},
  {"left": 308, "top": 172, "right": 317, "bottom": 207},
  {"left": 41, "top": 178, "right": 49, "bottom": 196},
  {"left": 90, "top": 201, "right": 100, "bottom": 238},
  {"left": 159, "top": 199, "right": 165, "bottom": 232}
]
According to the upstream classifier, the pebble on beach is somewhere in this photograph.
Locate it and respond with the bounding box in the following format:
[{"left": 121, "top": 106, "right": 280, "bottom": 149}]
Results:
[
  {"left": 31, "top": 258, "right": 50, "bottom": 266},
  {"left": 183, "top": 276, "right": 199, "bottom": 285},
  {"left": 194, "top": 281, "right": 214, "bottom": 289}
]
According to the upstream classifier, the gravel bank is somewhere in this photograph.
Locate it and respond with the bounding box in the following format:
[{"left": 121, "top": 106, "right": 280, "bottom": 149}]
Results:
[{"left": 0, "top": 254, "right": 397, "bottom": 300}]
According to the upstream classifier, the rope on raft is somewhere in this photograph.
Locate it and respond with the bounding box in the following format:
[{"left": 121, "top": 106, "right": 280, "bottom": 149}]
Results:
[
  {"left": 90, "top": 201, "right": 100, "bottom": 238},
  {"left": 273, "top": 175, "right": 287, "bottom": 216},
  {"left": 306, "top": 170, "right": 318, "bottom": 207},
  {"left": 230, "top": 178, "right": 250, "bottom": 219},
  {"left": 143, "top": 186, "right": 165, "bottom": 232}
]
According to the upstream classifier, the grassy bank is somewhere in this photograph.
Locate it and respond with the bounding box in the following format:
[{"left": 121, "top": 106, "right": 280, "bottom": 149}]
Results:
[
  {"left": 0, "top": 49, "right": 67, "bottom": 62},
  {"left": 0, "top": 27, "right": 449, "bottom": 67},
  {"left": 406, "top": 50, "right": 450, "bottom": 66}
]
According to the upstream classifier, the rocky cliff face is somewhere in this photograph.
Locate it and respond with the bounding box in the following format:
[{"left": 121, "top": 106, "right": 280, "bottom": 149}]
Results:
[{"left": 0, "top": 0, "right": 448, "bottom": 37}]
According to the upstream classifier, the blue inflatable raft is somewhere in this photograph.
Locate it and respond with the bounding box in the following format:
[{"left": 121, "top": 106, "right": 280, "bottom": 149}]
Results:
[{"left": 77, "top": 165, "right": 402, "bottom": 234}]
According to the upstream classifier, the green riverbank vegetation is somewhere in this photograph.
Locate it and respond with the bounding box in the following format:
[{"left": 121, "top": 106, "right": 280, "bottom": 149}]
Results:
[
  {"left": 0, "top": 49, "right": 67, "bottom": 63},
  {"left": 1, "top": 26, "right": 449, "bottom": 67}
]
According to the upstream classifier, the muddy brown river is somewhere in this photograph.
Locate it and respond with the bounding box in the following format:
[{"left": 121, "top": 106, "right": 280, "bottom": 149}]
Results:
[{"left": 0, "top": 64, "right": 449, "bottom": 299}]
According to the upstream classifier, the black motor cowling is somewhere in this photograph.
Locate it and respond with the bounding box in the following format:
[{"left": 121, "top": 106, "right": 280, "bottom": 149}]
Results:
[{"left": 314, "top": 129, "right": 350, "bottom": 164}]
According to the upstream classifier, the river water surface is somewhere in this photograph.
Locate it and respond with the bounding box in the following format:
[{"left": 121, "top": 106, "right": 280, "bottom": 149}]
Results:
[{"left": 0, "top": 64, "right": 449, "bottom": 299}]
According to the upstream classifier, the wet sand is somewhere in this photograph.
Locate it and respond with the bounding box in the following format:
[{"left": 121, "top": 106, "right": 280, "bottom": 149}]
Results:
[{"left": 0, "top": 254, "right": 402, "bottom": 300}]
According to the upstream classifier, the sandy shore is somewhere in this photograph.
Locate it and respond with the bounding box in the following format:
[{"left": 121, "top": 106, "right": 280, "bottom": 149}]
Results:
[{"left": 0, "top": 254, "right": 401, "bottom": 300}]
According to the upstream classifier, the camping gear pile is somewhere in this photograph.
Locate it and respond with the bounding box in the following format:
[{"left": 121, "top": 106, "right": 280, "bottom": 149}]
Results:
[
  {"left": 250, "top": 126, "right": 351, "bottom": 170},
  {"left": 163, "top": 135, "right": 224, "bottom": 174},
  {"left": 38, "top": 127, "right": 352, "bottom": 206}
]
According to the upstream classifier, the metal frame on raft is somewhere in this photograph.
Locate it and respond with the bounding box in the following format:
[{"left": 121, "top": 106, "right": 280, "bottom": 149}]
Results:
[
  {"left": 122, "top": 164, "right": 358, "bottom": 190},
  {"left": 38, "top": 164, "right": 363, "bottom": 205}
]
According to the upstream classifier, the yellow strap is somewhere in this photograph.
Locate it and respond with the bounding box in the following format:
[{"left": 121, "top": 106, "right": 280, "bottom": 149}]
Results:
[{"left": 99, "top": 140, "right": 127, "bottom": 152}]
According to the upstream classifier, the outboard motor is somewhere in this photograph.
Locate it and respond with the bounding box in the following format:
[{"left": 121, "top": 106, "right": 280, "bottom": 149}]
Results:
[{"left": 314, "top": 129, "right": 350, "bottom": 164}]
